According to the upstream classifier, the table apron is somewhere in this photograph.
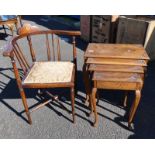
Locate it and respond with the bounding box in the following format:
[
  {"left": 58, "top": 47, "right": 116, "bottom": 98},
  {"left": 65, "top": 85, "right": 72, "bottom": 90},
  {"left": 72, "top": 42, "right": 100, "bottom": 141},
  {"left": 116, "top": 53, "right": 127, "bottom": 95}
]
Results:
[{"left": 94, "top": 81, "right": 143, "bottom": 90}]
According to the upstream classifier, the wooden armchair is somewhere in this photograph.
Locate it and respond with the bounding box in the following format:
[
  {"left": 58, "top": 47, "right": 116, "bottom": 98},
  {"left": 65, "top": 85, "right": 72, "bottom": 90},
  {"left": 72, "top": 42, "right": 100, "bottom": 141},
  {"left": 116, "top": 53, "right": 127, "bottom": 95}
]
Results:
[{"left": 3, "top": 24, "right": 81, "bottom": 124}]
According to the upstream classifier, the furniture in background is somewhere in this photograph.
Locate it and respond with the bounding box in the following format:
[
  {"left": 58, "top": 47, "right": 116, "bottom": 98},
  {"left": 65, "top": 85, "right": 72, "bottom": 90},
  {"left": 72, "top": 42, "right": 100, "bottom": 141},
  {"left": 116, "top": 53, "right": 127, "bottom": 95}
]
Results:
[
  {"left": 3, "top": 24, "right": 81, "bottom": 124},
  {"left": 0, "top": 15, "right": 22, "bottom": 35},
  {"left": 83, "top": 43, "right": 149, "bottom": 129}
]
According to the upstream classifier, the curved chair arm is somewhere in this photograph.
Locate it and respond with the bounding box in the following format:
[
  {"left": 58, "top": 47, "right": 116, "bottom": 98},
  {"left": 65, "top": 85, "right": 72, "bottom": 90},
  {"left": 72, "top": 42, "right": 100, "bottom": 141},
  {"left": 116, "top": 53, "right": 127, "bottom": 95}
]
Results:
[
  {"left": 3, "top": 41, "right": 14, "bottom": 58},
  {"left": 17, "top": 23, "right": 81, "bottom": 36},
  {"left": 18, "top": 23, "right": 40, "bottom": 35}
]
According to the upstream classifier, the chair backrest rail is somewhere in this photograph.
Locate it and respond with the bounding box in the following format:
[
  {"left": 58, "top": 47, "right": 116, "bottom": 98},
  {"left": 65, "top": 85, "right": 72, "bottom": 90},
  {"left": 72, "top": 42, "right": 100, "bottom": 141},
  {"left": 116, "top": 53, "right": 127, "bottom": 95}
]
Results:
[
  {"left": 13, "top": 48, "right": 27, "bottom": 74},
  {"left": 27, "top": 36, "right": 36, "bottom": 62},
  {"left": 46, "top": 34, "right": 51, "bottom": 61},
  {"left": 57, "top": 36, "right": 61, "bottom": 61},
  {"left": 51, "top": 34, "right": 55, "bottom": 61},
  {"left": 72, "top": 36, "right": 76, "bottom": 62},
  {"left": 15, "top": 43, "right": 30, "bottom": 69},
  {"left": 10, "top": 30, "right": 81, "bottom": 73}
]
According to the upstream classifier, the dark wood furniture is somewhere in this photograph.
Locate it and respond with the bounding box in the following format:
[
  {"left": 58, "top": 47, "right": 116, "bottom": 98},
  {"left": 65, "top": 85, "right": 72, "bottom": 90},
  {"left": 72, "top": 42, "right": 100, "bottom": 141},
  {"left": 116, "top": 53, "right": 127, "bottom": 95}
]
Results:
[
  {"left": 3, "top": 24, "right": 81, "bottom": 124},
  {"left": 83, "top": 43, "right": 149, "bottom": 129},
  {"left": 0, "top": 15, "right": 22, "bottom": 35}
]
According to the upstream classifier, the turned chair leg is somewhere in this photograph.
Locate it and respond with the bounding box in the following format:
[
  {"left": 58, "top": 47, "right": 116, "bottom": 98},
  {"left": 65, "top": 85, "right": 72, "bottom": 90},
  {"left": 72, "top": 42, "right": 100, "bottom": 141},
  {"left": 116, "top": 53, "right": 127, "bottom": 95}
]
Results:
[
  {"left": 92, "top": 87, "right": 98, "bottom": 127},
  {"left": 128, "top": 90, "right": 141, "bottom": 129},
  {"left": 20, "top": 88, "right": 32, "bottom": 124},
  {"left": 70, "top": 87, "right": 75, "bottom": 123}
]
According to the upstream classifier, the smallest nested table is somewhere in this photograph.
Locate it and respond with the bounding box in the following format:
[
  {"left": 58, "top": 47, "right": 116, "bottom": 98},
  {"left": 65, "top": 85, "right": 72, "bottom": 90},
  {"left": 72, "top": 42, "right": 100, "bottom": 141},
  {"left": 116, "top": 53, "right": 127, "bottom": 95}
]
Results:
[{"left": 83, "top": 43, "right": 149, "bottom": 129}]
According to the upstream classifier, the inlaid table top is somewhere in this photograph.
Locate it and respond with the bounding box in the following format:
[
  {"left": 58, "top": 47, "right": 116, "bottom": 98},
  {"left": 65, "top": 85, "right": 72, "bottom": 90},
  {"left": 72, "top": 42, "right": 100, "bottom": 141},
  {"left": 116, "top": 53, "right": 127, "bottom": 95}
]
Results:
[
  {"left": 86, "top": 57, "right": 147, "bottom": 66},
  {"left": 92, "top": 72, "right": 142, "bottom": 83},
  {"left": 88, "top": 64, "right": 144, "bottom": 73},
  {"left": 84, "top": 43, "right": 150, "bottom": 60}
]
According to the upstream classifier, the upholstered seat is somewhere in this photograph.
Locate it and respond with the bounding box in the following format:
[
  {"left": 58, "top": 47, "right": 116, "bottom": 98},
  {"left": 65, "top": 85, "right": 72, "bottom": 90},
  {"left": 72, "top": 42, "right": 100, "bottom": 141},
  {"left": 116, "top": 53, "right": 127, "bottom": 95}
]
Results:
[{"left": 23, "top": 61, "right": 74, "bottom": 84}]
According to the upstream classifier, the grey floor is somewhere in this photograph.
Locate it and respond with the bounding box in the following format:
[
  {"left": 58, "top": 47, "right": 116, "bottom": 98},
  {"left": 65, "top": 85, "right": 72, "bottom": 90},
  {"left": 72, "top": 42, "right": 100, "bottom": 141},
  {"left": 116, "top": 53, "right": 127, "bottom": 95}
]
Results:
[{"left": 0, "top": 16, "right": 155, "bottom": 139}]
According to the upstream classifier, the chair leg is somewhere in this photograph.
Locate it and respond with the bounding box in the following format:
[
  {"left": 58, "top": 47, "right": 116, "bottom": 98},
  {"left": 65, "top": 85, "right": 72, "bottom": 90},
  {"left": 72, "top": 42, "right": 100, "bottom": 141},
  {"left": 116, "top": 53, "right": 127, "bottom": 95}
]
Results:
[
  {"left": 70, "top": 87, "right": 75, "bottom": 123},
  {"left": 20, "top": 89, "right": 32, "bottom": 124},
  {"left": 128, "top": 90, "right": 141, "bottom": 129}
]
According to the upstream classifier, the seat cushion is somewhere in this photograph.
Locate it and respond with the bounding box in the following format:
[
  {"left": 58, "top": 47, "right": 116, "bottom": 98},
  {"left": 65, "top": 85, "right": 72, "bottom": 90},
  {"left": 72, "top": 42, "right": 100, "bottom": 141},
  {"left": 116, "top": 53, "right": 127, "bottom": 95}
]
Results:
[{"left": 23, "top": 61, "right": 74, "bottom": 84}]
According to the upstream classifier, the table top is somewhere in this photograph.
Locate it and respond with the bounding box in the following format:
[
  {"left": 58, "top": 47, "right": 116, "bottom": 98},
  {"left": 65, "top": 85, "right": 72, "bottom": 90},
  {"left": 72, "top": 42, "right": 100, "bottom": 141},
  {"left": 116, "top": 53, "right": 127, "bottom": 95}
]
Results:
[
  {"left": 86, "top": 57, "right": 147, "bottom": 66},
  {"left": 84, "top": 43, "right": 150, "bottom": 60},
  {"left": 88, "top": 64, "right": 144, "bottom": 73},
  {"left": 92, "top": 72, "right": 143, "bottom": 83}
]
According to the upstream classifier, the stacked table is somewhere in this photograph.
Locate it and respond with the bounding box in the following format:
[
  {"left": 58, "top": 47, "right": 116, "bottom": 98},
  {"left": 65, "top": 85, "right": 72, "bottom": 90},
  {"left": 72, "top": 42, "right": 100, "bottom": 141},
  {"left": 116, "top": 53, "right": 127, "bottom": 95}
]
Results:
[{"left": 83, "top": 43, "right": 149, "bottom": 129}]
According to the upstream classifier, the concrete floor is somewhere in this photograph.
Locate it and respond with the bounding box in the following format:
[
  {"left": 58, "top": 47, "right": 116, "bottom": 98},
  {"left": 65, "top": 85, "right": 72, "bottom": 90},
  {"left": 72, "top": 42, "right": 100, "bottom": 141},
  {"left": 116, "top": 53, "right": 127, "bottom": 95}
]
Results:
[{"left": 0, "top": 16, "right": 155, "bottom": 138}]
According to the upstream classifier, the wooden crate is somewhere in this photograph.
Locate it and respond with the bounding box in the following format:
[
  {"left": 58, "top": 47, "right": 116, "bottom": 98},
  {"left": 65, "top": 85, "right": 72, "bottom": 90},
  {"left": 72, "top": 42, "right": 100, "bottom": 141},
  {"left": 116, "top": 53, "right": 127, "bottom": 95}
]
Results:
[
  {"left": 80, "top": 15, "right": 91, "bottom": 42},
  {"left": 116, "top": 16, "right": 155, "bottom": 60},
  {"left": 144, "top": 20, "right": 155, "bottom": 60},
  {"left": 116, "top": 16, "right": 148, "bottom": 44},
  {"left": 91, "top": 15, "right": 111, "bottom": 43}
]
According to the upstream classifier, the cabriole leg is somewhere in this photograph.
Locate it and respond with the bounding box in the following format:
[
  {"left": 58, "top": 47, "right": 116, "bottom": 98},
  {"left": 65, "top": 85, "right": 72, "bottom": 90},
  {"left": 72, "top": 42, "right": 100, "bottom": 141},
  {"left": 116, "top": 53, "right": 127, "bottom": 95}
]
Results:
[
  {"left": 128, "top": 90, "right": 141, "bottom": 129},
  {"left": 92, "top": 87, "right": 98, "bottom": 127}
]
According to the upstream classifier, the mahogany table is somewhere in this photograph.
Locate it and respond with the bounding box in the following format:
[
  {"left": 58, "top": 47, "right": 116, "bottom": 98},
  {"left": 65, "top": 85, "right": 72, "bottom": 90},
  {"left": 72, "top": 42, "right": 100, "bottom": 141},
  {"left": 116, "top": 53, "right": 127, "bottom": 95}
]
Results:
[{"left": 83, "top": 43, "right": 149, "bottom": 129}]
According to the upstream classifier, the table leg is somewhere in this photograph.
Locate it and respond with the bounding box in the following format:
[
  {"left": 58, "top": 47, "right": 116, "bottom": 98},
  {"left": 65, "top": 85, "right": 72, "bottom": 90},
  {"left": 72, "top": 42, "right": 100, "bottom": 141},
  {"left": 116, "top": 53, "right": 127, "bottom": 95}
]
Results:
[
  {"left": 82, "top": 63, "right": 94, "bottom": 115},
  {"left": 128, "top": 90, "right": 141, "bottom": 128},
  {"left": 82, "top": 63, "right": 91, "bottom": 103},
  {"left": 92, "top": 87, "right": 98, "bottom": 127},
  {"left": 123, "top": 91, "right": 128, "bottom": 107}
]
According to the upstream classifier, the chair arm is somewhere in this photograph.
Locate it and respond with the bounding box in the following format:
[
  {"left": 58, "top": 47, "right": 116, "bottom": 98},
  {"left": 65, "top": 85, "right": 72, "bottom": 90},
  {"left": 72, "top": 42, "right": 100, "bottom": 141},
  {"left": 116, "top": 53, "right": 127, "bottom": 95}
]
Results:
[
  {"left": 18, "top": 23, "right": 40, "bottom": 35},
  {"left": 3, "top": 43, "right": 14, "bottom": 58}
]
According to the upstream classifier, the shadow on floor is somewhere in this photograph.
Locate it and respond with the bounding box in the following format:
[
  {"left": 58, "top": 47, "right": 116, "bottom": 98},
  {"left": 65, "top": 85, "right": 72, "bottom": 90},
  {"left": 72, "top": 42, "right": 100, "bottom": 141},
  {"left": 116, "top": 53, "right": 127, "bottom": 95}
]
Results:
[
  {"left": 127, "top": 61, "right": 155, "bottom": 138},
  {"left": 1, "top": 15, "right": 155, "bottom": 138},
  {"left": 2, "top": 64, "right": 155, "bottom": 136},
  {"left": 0, "top": 69, "right": 92, "bottom": 125}
]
